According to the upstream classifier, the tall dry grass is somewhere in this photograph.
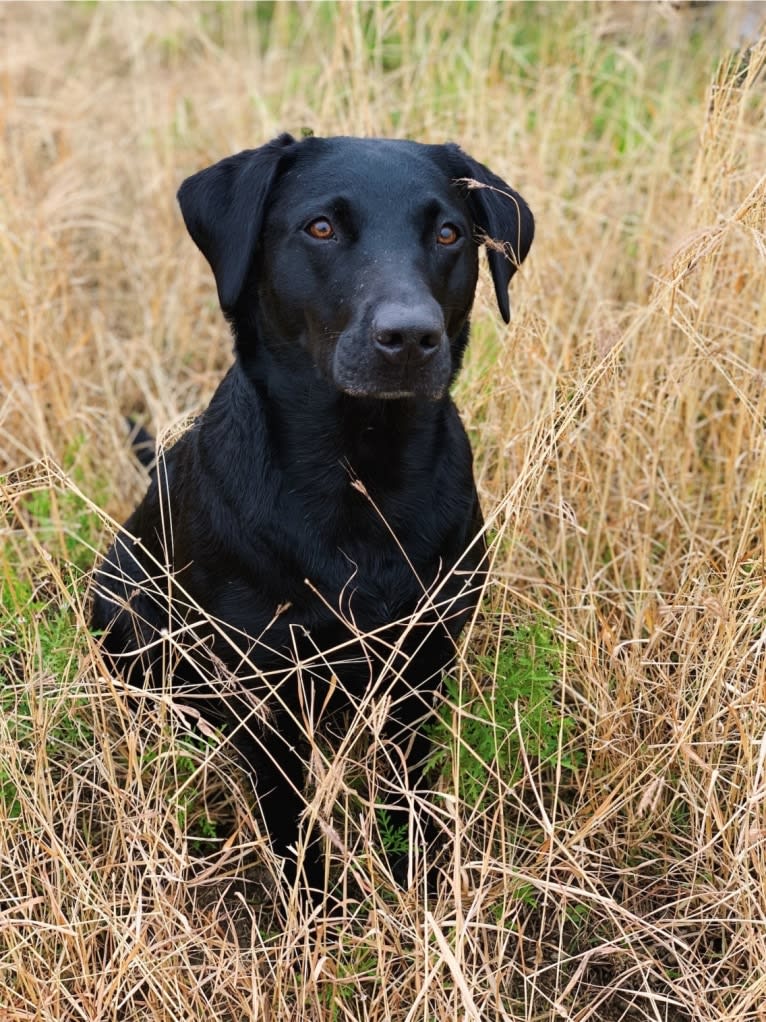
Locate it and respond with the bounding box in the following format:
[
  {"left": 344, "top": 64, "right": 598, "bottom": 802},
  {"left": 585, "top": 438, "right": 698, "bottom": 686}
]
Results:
[{"left": 2, "top": 3, "right": 766, "bottom": 1019}]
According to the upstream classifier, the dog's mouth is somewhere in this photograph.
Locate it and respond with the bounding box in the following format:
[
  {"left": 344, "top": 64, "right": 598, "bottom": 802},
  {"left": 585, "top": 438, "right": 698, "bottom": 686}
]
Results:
[{"left": 337, "top": 382, "right": 445, "bottom": 401}]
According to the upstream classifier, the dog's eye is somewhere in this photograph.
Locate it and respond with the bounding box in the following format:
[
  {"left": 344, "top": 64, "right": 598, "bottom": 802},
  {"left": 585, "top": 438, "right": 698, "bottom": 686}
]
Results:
[
  {"left": 306, "top": 218, "right": 335, "bottom": 240},
  {"left": 437, "top": 223, "right": 460, "bottom": 246}
]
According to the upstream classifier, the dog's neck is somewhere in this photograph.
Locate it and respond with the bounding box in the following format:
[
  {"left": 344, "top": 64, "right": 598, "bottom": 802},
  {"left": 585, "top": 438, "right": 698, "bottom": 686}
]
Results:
[
  {"left": 233, "top": 331, "right": 451, "bottom": 459},
  {"left": 199, "top": 356, "right": 450, "bottom": 536}
]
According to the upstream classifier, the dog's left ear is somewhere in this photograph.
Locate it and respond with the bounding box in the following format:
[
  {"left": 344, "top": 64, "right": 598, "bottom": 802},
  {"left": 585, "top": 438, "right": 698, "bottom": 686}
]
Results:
[
  {"left": 442, "top": 145, "right": 534, "bottom": 324},
  {"left": 177, "top": 133, "right": 297, "bottom": 314}
]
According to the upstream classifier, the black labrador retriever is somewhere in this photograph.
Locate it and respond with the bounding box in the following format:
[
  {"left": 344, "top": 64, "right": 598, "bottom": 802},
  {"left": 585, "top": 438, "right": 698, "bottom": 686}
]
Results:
[{"left": 92, "top": 133, "right": 533, "bottom": 898}]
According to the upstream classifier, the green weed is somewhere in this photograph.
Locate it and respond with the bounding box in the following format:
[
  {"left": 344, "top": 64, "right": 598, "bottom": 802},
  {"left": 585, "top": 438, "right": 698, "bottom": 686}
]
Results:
[
  {"left": 375, "top": 806, "right": 410, "bottom": 858},
  {"left": 429, "top": 619, "right": 578, "bottom": 808},
  {"left": 0, "top": 559, "right": 92, "bottom": 819}
]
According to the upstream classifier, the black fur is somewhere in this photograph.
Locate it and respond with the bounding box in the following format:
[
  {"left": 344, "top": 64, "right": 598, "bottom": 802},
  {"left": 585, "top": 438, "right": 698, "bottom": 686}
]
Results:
[{"left": 92, "top": 134, "right": 533, "bottom": 898}]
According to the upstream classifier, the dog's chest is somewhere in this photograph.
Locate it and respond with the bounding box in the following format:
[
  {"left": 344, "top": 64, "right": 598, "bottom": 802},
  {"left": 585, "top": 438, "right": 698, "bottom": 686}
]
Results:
[
  {"left": 201, "top": 486, "right": 454, "bottom": 659},
  {"left": 202, "top": 526, "right": 451, "bottom": 697},
  {"left": 249, "top": 506, "right": 439, "bottom": 627}
]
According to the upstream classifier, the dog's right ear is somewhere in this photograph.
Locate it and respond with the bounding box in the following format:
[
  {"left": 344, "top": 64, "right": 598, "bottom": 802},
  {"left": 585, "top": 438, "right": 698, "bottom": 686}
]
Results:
[{"left": 177, "top": 133, "right": 296, "bottom": 314}]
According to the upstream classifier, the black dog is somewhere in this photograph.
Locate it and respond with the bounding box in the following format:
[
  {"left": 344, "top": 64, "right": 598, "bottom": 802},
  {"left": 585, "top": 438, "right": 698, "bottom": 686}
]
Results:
[{"left": 92, "top": 133, "right": 533, "bottom": 898}]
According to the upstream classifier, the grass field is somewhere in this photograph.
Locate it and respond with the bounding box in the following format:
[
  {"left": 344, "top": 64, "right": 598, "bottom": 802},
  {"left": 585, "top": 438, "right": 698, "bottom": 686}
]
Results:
[{"left": 2, "top": 3, "right": 766, "bottom": 1019}]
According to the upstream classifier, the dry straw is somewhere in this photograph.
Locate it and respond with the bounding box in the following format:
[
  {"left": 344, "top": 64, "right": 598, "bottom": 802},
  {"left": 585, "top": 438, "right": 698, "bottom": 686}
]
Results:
[{"left": 2, "top": 4, "right": 766, "bottom": 1019}]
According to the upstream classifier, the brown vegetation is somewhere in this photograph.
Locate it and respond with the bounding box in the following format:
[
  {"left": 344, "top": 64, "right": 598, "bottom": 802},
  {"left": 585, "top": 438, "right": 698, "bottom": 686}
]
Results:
[{"left": 2, "top": 4, "right": 766, "bottom": 1019}]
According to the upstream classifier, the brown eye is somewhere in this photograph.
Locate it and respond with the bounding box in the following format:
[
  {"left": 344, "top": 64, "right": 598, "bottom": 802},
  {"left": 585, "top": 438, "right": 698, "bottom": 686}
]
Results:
[
  {"left": 306, "top": 218, "right": 335, "bottom": 240},
  {"left": 437, "top": 223, "right": 460, "bottom": 246}
]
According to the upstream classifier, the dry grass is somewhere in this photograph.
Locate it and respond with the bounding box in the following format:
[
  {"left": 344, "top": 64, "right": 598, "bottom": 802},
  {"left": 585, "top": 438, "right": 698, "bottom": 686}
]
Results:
[{"left": 2, "top": 2, "right": 766, "bottom": 1019}]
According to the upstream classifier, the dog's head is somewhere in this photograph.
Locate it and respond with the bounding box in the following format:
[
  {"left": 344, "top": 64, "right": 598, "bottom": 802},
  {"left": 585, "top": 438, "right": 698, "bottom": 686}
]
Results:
[{"left": 178, "top": 134, "right": 533, "bottom": 400}]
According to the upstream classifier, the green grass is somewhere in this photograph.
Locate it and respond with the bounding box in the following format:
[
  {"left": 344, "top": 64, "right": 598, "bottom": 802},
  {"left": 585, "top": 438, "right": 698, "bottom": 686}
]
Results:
[{"left": 429, "top": 619, "right": 578, "bottom": 808}]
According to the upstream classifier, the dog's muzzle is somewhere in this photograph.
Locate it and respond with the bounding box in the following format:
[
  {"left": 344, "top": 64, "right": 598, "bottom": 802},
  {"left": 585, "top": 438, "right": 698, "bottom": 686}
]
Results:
[{"left": 332, "top": 301, "right": 451, "bottom": 399}]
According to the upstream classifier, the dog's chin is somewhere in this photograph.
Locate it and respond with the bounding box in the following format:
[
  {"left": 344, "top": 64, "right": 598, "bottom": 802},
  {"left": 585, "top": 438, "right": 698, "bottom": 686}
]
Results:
[{"left": 331, "top": 361, "right": 450, "bottom": 402}]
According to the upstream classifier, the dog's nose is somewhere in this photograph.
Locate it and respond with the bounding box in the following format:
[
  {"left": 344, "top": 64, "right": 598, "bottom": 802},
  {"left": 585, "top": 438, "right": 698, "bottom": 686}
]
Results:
[{"left": 373, "top": 303, "right": 444, "bottom": 365}]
